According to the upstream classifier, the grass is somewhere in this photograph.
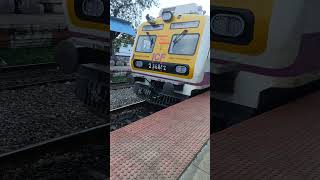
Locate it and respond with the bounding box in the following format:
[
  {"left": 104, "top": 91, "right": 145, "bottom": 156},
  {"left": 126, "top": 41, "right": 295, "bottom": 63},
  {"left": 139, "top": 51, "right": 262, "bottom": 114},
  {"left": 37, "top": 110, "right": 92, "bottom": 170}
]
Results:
[
  {"left": 111, "top": 76, "right": 129, "bottom": 84},
  {"left": 0, "top": 47, "right": 55, "bottom": 66}
]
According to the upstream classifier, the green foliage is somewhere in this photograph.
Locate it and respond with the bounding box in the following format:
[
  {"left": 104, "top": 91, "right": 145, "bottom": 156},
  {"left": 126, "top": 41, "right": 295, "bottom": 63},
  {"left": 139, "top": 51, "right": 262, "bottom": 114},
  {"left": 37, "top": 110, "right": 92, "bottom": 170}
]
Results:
[
  {"left": 110, "top": 0, "right": 159, "bottom": 54},
  {"left": 110, "top": 0, "right": 159, "bottom": 28},
  {"left": 111, "top": 76, "right": 129, "bottom": 84},
  {"left": 0, "top": 47, "right": 54, "bottom": 66},
  {"left": 112, "top": 33, "right": 135, "bottom": 55}
]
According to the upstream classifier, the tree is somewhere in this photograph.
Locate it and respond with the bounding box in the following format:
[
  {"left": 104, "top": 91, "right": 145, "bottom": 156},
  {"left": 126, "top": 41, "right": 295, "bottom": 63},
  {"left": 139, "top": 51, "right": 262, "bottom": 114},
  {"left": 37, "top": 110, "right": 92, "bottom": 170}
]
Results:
[
  {"left": 111, "top": 0, "right": 159, "bottom": 28},
  {"left": 111, "top": 33, "right": 134, "bottom": 55},
  {"left": 110, "top": 0, "right": 159, "bottom": 63}
]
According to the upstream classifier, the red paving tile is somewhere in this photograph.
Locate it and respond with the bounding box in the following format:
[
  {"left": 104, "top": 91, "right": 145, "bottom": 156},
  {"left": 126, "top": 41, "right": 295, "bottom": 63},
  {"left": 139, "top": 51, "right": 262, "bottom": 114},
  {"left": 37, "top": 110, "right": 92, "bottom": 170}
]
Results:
[
  {"left": 111, "top": 92, "right": 210, "bottom": 179},
  {"left": 212, "top": 91, "right": 320, "bottom": 180}
]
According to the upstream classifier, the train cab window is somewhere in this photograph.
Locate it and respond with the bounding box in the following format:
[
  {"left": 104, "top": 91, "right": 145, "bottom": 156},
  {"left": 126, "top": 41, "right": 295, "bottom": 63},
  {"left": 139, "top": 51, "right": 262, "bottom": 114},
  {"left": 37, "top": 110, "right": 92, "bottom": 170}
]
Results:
[
  {"left": 169, "top": 34, "right": 199, "bottom": 55},
  {"left": 143, "top": 24, "right": 164, "bottom": 31},
  {"left": 170, "top": 21, "right": 199, "bottom": 29},
  {"left": 135, "top": 35, "right": 157, "bottom": 53}
]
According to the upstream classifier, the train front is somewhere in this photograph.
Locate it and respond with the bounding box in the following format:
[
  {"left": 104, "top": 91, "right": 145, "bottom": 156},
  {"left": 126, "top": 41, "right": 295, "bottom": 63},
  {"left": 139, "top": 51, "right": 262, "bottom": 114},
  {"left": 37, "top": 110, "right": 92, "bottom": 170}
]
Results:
[
  {"left": 56, "top": 0, "right": 108, "bottom": 73},
  {"left": 57, "top": 0, "right": 108, "bottom": 115},
  {"left": 130, "top": 4, "right": 210, "bottom": 106},
  {"left": 211, "top": 0, "right": 320, "bottom": 130}
]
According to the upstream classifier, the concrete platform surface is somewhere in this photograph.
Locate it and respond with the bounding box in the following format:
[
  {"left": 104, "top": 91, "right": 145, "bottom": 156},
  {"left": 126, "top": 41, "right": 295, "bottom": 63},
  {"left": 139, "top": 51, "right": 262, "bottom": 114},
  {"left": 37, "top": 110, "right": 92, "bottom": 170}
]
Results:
[
  {"left": 179, "top": 140, "right": 210, "bottom": 180},
  {"left": 110, "top": 92, "right": 210, "bottom": 179}
]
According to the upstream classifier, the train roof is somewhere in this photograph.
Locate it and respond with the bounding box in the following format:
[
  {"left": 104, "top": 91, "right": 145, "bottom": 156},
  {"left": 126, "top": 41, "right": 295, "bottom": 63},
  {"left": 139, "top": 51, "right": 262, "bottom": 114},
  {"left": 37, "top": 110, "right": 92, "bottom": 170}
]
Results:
[{"left": 159, "top": 3, "right": 205, "bottom": 16}]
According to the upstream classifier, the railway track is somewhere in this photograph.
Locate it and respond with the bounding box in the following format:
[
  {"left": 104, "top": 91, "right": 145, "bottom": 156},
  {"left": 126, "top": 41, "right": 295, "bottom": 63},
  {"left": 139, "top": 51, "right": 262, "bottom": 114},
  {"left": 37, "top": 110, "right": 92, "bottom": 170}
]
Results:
[
  {"left": 110, "top": 100, "right": 163, "bottom": 131},
  {"left": 0, "top": 124, "right": 108, "bottom": 179},
  {"left": 0, "top": 100, "right": 163, "bottom": 178},
  {"left": 0, "top": 63, "right": 132, "bottom": 91},
  {"left": 0, "top": 63, "right": 57, "bottom": 71},
  {"left": 0, "top": 63, "right": 77, "bottom": 91}
]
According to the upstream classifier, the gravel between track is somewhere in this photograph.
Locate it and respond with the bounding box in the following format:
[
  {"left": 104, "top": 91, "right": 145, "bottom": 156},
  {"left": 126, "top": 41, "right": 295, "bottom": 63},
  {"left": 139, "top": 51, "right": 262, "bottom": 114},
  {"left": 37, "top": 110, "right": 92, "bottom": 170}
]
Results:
[
  {"left": 110, "top": 87, "right": 142, "bottom": 109},
  {"left": 1, "top": 145, "right": 108, "bottom": 180},
  {"left": 0, "top": 82, "right": 107, "bottom": 154},
  {"left": 0, "top": 82, "right": 143, "bottom": 154}
]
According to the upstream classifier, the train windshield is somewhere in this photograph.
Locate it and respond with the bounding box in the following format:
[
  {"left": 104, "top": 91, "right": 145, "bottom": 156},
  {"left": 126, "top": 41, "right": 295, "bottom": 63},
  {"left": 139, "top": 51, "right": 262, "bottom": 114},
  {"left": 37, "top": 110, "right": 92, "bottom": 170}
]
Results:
[
  {"left": 169, "top": 33, "right": 199, "bottom": 55},
  {"left": 135, "top": 35, "right": 156, "bottom": 53}
]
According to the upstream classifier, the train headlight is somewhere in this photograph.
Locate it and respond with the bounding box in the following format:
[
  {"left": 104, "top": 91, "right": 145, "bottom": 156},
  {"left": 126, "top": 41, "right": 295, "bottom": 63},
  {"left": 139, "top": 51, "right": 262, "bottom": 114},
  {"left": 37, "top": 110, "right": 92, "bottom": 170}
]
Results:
[
  {"left": 211, "top": 14, "right": 245, "bottom": 37},
  {"left": 175, "top": 65, "right": 187, "bottom": 74},
  {"left": 82, "top": 0, "right": 104, "bottom": 17},
  {"left": 162, "top": 11, "right": 173, "bottom": 22},
  {"left": 134, "top": 60, "right": 143, "bottom": 68}
]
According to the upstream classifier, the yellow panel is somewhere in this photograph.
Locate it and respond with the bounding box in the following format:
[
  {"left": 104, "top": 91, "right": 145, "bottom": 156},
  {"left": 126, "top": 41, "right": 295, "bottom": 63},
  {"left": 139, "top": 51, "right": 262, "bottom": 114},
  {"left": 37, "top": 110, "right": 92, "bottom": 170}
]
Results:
[
  {"left": 66, "top": 0, "right": 109, "bottom": 31},
  {"left": 131, "top": 15, "right": 206, "bottom": 79},
  {"left": 211, "top": 0, "right": 274, "bottom": 55}
]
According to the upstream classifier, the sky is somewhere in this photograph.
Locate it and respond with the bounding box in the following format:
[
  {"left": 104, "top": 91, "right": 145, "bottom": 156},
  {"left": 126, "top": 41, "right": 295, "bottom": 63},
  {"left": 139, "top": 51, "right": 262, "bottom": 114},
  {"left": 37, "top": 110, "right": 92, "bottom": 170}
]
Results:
[{"left": 141, "top": 0, "right": 210, "bottom": 21}]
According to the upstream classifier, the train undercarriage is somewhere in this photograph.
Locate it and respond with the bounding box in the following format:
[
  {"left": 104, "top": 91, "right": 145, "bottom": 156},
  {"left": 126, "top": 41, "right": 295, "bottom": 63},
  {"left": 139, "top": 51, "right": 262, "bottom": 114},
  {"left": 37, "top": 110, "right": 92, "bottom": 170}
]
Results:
[
  {"left": 55, "top": 39, "right": 109, "bottom": 116},
  {"left": 133, "top": 82, "right": 188, "bottom": 107},
  {"left": 131, "top": 76, "right": 208, "bottom": 107},
  {"left": 75, "top": 63, "right": 108, "bottom": 116}
]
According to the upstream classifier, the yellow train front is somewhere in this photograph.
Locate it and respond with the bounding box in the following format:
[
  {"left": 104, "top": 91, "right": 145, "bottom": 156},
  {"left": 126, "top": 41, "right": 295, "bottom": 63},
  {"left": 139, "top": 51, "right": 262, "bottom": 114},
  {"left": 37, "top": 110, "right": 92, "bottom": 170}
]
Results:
[
  {"left": 55, "top": 0, "right": 108, "bottom": 73},
  {"left": 130, "top": 4, "right": 210, "bottom": 106}
]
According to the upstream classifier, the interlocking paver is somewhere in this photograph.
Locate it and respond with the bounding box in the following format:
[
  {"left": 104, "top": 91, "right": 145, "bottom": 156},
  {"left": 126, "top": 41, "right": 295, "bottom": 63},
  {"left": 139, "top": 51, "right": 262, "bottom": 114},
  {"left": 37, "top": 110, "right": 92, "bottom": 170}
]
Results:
[
  {"left": 212, "top": 91, "right": 320, "bottom": 180},
  {"left": 111, "top": 92, "right": 210, "bottom": 179}
]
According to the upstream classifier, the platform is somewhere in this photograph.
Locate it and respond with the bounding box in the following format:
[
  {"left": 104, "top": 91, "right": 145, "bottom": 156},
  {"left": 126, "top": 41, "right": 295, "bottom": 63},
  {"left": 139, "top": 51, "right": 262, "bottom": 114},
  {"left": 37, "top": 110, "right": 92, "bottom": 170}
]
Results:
[
  {"left": 179, "top": 140, "right": 210, "bottom": 180},
  {"left": 110, "top": 92, "right": 210, "bottom": 179},
  {"left": 212, "top": 91, "right": 320, "bottom": 179}
]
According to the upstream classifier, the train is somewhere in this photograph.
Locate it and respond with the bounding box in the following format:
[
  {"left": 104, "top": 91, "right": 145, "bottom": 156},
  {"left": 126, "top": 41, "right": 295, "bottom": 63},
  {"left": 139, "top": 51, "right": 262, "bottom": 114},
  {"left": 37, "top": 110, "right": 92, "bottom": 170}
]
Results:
[
  {"left": 129, "top": 3, "right": 210, "bottom": 106},
  {"left": 211, "top": 0, "right": 320, "bottom": 131},
  {"left": 55, "top": 0, "right": 108, "bottom": 115}
]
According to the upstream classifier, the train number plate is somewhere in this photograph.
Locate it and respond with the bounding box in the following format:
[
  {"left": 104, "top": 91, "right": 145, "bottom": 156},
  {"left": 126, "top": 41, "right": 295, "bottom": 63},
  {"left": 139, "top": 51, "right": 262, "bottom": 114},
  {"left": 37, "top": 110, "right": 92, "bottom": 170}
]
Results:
[{"left": 147, "top": 62, "right": 167, "bottom": 72}]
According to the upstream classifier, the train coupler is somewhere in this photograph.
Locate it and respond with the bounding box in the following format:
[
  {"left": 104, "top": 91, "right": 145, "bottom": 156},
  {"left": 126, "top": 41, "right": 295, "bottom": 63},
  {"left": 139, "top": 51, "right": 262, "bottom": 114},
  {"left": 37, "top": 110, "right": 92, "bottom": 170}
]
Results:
[{"left": 134, "top": 83, "right": 187, "bottom": 107}]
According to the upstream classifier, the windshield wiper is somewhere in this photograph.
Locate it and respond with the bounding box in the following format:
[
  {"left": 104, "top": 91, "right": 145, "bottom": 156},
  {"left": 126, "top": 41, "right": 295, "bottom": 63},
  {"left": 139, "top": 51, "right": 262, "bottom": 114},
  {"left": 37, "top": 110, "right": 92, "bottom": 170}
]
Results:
[
  {"left": 146, "top": 32, "right": 154, "bottom": 45},
  {"left": 173, "top": 29, "right": 188, "bottom": 47}
]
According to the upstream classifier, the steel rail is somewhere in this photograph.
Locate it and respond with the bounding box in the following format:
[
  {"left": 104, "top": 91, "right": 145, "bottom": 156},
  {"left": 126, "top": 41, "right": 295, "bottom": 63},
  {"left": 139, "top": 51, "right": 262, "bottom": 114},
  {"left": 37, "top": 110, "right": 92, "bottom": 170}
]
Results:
[
  {"left": 0, "top": 124, "right": 109, "bottom": 168},
  {"left": 0, "top": 63, "right": 58, "bottom": 73}
]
